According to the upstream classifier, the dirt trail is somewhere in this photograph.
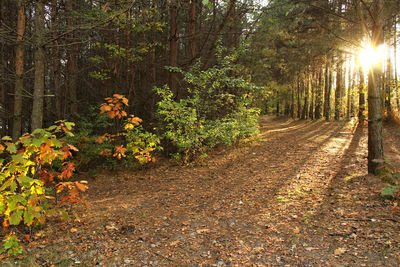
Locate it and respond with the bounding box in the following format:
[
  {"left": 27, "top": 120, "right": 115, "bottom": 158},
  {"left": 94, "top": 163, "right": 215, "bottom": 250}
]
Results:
[{"left": 9, "top": 116, "right": 400, "bottom": 266}]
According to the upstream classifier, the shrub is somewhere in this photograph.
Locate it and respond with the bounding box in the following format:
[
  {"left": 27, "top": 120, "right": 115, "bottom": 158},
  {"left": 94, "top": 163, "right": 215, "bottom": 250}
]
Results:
[
  {"left": 0, "top": 121, "right": 87, "bottom": 256},
  {"left": 68, "top": 94, "right": 160, "bottom": 170},
  {"left": 156, "top": 55, "right": 260, "bottom": 163}
]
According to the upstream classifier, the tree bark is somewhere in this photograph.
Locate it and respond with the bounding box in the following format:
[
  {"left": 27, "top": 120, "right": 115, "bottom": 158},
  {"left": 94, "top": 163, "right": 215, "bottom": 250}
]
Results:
[
  {"left": 367, "top": 0, "right": 384, "bottom": 174},
  {"left": 12, "top": 0, "right": 25, "bottom": 141},
  {"left": 66, "top": 0, "right": 78, "bottom": 117},
  {"left": 188, "top": 0, "right": 196, "bottom": 61},
  {"left": 297, "top": 76, "right": 301, "bottom": 119},
  {"left": 168, "top": 0, "right": 178, "bottom": 93},
  {"left": 335, "top": 53, "right": 343, "bottom": 120},
  {"left": 346, "top": 56, "right": 352, "bottom": 119},
  {"left": 0, "top": 0, "right": 7, "bottom": 136},
  {"left": 315, "top": 68, "right": 323, "bottom": 120},
  {"left": 309, "top": 72, "right": 314, "bottom": 120},
  {"left": 51, "top": 0, "right": 62, "bottom": 119},
  {"left": 31, "top": 0, "right": 46, "bottom": 130},
  {"left": 324, "top": 58, "right": 332, "bottom": 120}
]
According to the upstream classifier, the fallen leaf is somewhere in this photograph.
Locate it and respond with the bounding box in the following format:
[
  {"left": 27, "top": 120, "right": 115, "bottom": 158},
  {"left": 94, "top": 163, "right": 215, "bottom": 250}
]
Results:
[
  {"left": 70, "top": 228, "right": 78, "bottom": 233},
  {"left": 170, "top": 240, "right": 180, "bottom": 246},
  {"left": 334, "top": 247, "right": 346, "bottom": 255},
  {"left": 196, "top": 229, "right": 210, "bottom": 234}
]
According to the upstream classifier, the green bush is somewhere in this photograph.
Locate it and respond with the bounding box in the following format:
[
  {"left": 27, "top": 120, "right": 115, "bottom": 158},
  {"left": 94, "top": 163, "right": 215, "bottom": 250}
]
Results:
[
  {"left": 67, "top": 95, "right": 161, "bottom": 171},
  {"left": 156, "top": 53, "right": 260, "bottom": 163}
]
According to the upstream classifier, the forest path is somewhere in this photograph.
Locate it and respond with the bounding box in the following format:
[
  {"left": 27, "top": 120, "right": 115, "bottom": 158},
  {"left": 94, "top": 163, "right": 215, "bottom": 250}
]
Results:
[{"left": 23, "top": 116, "right": 400, "bottom": 266}]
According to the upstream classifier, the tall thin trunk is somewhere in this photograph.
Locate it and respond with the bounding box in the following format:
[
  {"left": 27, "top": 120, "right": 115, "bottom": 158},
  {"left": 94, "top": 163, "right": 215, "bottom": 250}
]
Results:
[
  {"left": 12, "top": 0, "right": 26, "bottom": 141},
  {"left": 358, "top": 64, "right": 366, "bottom": 121},
  {"left": 276, "top": 91, "right": 280, "bottom": 116},
  {"left": 394, "top": 16, "right": 399, "bottom": 109},
  {"left": 66, "top": 0, "right": 78, "bottom": 117},
  {"left": 168, "top": 0, "right": 178, "bottom": 93},
  {"left": 367, "top": 0, "right": 384, "bottom": 174},
  {"left": 385, "top": 56, "right": 392, "bottom": 112},
  {"left": 31, "top": 1, "right": 46, "bottom": 130},
  {"left": 188, "top": 0, "right": 196, "bottom": 61},
  {"left": 0, "top": 0, "right": 7, "bottom": 136},
  {"left": 346, "top": 56, "right": 353, "bottom": 119},
  {"left": 309, "top": 72, "right": 314, "bottom": 120},
  {"left": 51, "top": 0, "right": 62, "bottom": 119},
  {"left": 315, "top": 68, "right": 323, "bottom": 119},
  {"left": 302, "top": 77, "right": 309, "bottom": 119},
  {"left": 324, "top": 58, "right": 332, "bottom": 120},
  {"left": 291, "top": 83, "right": 295, "bottom": 118},
  {"left": 335, "top": 53, "right": 343, "bottom": 120},
  {"left": 297, "top": 76, "right": 301, "bottom": 118}
]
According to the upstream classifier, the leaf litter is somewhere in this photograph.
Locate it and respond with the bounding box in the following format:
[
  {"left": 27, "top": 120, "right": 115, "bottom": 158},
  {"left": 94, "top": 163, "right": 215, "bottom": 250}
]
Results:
[{"left": 4, "top": 116, "right": 400, "bottom": 266}]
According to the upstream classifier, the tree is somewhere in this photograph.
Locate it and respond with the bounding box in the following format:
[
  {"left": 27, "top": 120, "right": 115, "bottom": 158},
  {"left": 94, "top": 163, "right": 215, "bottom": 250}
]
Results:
[
  {"left": 367, "top": 0, "right": 384, "bottom": 174},
  {"left": 31, "top": 0, "right": 46, "bottom": 130},
  {"left": 12, "top": 0, "right": 26, "bottom": 141}
]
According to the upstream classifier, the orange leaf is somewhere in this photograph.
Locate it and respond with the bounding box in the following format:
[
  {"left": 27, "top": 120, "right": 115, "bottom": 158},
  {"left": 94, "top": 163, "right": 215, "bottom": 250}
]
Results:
[
  {"left": 121, "top": 97, "right": 129, "bottom": 106},
  {"left": 75, "top": 182, "right": 87, "bottom": 192}
]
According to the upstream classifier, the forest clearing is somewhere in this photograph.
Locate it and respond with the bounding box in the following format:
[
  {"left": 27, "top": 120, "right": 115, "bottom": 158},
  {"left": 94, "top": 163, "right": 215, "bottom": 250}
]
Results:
[{"left": 2, "top": 116, "right": 400, "bottom": 266}]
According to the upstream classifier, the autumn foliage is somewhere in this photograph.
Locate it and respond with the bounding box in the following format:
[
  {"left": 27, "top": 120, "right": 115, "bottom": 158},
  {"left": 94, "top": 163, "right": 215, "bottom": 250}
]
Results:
[{"left": 0, "top": 121, "right": 87, "bottom": 255}]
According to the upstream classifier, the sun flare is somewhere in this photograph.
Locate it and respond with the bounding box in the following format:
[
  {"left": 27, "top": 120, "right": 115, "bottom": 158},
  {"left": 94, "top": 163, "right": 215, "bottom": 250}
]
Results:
[{"left": 358, "top": 43, "right": 387, "bottom": 70}]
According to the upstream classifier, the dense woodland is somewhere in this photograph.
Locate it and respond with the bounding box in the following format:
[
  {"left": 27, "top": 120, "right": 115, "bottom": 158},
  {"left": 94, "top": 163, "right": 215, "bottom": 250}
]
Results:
[{"left": 1, "top": 0, "right": 400, "bottom": 262}]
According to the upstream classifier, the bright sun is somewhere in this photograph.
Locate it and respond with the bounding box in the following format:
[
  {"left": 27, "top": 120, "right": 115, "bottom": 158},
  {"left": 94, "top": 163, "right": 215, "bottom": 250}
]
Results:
[{"left": 358, "top": 43, "right": 387, "bottom": 70}]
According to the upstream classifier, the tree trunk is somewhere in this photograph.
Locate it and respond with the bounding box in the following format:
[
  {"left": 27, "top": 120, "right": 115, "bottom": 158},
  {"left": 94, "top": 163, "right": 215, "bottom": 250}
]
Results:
[
  {"left": 188, "top": 0, "right": 196, "bottom": 61},
  {"left": 202, "top": 0, "right": 236, "bottom": 70},
  {"left": 291, "top": 83, "right": 295, "bottom": 118},
  {"left": 302, "top": 77, "right": 309, "bottom": 120},
  {"left": 31, "top": 0, "right": 45, "bottom": 130},
  {"left": 367, "top": 0, "right": 384, "bottom": 174},
  {"left": 358, "top": 64, "right": 366, "bottom": 121},
  {"left": 335, "top": 53, "right": 343, "bottom": 120},
  {"left": 385, "top": 57, "right": 392, "bottom": 112},
  {"left": 12, "top": 0, "right": 25, "bottom": 141},
  {"left": 394, "top": 16, "right": 399, "bottom": 109},
  {"left": 297, "top": 76, "right": 301, "bottom": 119},
  {"left": 276, "top": 91, "right": 280, "bottom": 116},
  {"left": 168, "top": 0, "right": 178, "bottom": 93},
  {"left": 346, "top": 56, "right": 352, "bottom": 119},
  {"left": 66, "top": 0, "right": 78, "bottom": 117},
  {"left": 51, "top": 0, "right": 62, "bottom": 119},
  {"left": 309, "top": 73, "right": 314, "bottom": 120},
  {"left": 315, "top": 68, "right": 323, "bottom": 120},
  {"left": 0, "top": 1, "right": 7, "bottom": 136},
  {"left": 324, "top": 58, "right": 332, "bottom": 120}
]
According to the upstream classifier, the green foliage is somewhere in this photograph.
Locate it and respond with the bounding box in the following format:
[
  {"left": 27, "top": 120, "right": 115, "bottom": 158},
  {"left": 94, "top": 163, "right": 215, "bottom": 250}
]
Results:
[
  {"left": 156, "top": 54, "right": 260, "bottom": 163},
  {"left": 379, "top": 163, "right": 400, "bottom": 198},
  {"left": 125, "top": 125, "right": 161, "bottom": 165},
  {"left": 1, "top": 233, "right": 22, "bottom": 257},
  {"left": 67, "top": 95, "right": 160, "bottom": 170}
]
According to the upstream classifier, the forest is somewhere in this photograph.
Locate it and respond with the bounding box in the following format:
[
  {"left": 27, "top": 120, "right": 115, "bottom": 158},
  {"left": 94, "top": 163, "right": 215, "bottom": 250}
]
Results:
[{"left": 1, "top": 0, "right": 400, "bottom": 265}]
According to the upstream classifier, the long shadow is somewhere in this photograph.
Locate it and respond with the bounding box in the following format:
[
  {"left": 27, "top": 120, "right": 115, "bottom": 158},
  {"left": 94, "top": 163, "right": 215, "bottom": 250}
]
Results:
[
  {"left": 307, "top": 123, "right": 366, "bottom": 220},
  {"left": 198, "top": 120, "right": 349, "bottom": 209}
]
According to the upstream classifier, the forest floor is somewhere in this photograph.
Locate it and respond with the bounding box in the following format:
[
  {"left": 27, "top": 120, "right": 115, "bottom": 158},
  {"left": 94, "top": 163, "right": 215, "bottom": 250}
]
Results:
[{"left": 3, "top": 116, "right": 400, "bottom": 266}]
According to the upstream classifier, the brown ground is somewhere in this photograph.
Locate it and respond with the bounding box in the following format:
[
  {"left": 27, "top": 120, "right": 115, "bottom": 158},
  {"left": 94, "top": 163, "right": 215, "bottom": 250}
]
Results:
[{"left": 3, "top": 116, "right": 400, "bottom": 266}]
